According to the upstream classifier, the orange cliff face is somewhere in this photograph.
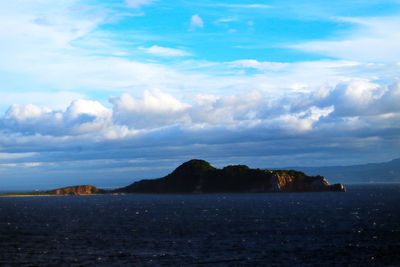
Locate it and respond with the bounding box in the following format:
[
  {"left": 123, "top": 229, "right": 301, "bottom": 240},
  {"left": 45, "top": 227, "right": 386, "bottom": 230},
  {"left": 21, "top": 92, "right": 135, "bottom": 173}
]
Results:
[
  {"left": 271, "top": 173, "right": 308, "bottom": 192},
  {"left": 51, "top": 185, "right": 101, "bottom": 195},
  {"left": 270, "top": 171, "right": 345, "bottom": 192},
  {"left": 275, "top": 173, "right": 295, "bottom": 189}
]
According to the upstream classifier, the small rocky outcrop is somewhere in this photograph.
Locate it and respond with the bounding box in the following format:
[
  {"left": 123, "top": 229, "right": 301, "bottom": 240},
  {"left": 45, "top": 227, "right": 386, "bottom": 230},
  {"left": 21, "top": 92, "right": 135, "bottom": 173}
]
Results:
[
  {"left": 329, "top": 183, "right": 346, "bottom": 192},
  {"left": 47, "top": 185, "right": 103, "bottom": 195}
]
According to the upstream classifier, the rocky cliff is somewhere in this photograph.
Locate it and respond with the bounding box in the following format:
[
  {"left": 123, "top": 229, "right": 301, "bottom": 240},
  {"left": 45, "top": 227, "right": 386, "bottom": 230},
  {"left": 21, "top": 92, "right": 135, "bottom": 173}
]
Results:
[
  {"left": 116, "top": 159, "right": 346, "bottom": 193},
  {"left": 270, "top": 171, "right": 345, "bottom": 192},
  {"left": 47, "top": 185, "right": 103, "bottom": 195}
]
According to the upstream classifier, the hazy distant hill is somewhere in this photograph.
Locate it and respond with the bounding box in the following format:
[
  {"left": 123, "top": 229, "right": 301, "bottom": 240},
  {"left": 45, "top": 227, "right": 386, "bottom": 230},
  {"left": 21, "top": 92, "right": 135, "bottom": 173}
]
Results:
[{"left": 290, "top": 158, "right": 400, "bottom": 184}]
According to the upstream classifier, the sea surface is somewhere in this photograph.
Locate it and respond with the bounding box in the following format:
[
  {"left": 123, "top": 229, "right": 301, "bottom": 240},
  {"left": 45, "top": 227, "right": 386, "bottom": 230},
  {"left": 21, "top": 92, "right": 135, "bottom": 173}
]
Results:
[{"left": 0, "top": 184, "right": 399, "bottom": 266}]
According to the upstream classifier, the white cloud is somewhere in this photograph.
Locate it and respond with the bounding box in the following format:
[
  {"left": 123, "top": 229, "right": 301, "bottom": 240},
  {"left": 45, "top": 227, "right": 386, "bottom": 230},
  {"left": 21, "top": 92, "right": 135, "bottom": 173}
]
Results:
[
  {"left": 341, "top": 80, "right": 383, "bottom": 105},
  {"left": 125, "top": 0, "right": 153, "bottom": 8},
  {"left": 65, "top": 99, "right": 113, "bottom": 135},
  {"left": 291, "top": 16, "right": 400, "bottom": 62},
  {"left": 2, "top": 100, "right": 113, "bottom": 136},
  {"left": 110, "top": 89, "right": 190, "bottom": 129},
  {"left": 274, "top": 106, "right": 334, "bottom": 132},
  {"left": 218, "top": 4, "right": 271, "bottom": 9},
  {"left": 215, "top": 18, "right": 237, "bottom": 24},
  {"left": 312, "top": 79, "right": 400, "bottom": 117},
  {"left": 189, "top": 91, "right": 263, "bottom": 125},
  {"left": 24, "top": 162, "right": 42, "bottom": 167},
  {"left": 0, "top": 91, "right": 85, "bottom": 113},
  {"left": 229, "top": 59, "right": 289, "bottom": 71},
  {"left": 5, "top": 104, "right": 51, "bottom": 122},
  {"left": 0, "top": 2, "right": 100, "bottom": 54},
  {"left": 111, "top": 89, "right": 189, "bottom": 113},
  {"left": 223, "top": 59, "right": 400, "bottom": 97},
  {"left": 2, "top": 79, "right": 398, "bottom": 139},
  {"left": 66, "top": 99, "right": 111, "bottom": 119},
  {"left": 139, "top": 45, "right": 191, "bottom": 57},
  {"left": 190, "top": 14, "right": 204, "bottom": 29},
  {"left": 0, "top": 152, "right": 37, "bottom": 160}
]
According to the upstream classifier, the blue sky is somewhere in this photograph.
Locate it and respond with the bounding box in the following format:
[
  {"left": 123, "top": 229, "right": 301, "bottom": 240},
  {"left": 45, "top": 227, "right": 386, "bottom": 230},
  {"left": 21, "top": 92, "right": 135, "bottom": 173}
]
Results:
[{"left": 1, "top": 0, "right": 400, "bottom": 190}]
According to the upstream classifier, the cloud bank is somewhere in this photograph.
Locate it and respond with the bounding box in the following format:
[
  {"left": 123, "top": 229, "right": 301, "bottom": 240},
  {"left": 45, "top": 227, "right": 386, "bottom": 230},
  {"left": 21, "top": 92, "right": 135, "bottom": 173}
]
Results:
[{"left": 1, "top": 80, "right": 399, "bottom": 174}]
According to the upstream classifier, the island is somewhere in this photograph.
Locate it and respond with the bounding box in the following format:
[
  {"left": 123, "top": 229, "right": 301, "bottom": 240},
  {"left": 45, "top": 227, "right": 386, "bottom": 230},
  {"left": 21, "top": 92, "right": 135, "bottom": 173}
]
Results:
[
  {"left": 1, "top": 185, "right": 105, "bottom": 197},
  {"left": 1, "top": 159, "right": 345, "bottom": 196}
]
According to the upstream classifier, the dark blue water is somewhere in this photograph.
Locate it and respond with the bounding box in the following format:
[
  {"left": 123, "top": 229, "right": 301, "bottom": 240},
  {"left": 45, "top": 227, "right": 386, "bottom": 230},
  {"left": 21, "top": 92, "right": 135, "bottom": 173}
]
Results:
[{"left": 1, "top": 184, "right": 399, "bottom": 266}]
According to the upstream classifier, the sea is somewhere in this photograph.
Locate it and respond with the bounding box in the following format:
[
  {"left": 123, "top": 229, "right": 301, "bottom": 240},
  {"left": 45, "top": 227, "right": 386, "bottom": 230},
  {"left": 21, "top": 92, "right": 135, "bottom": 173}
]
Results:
[{"left": 0, "top": 184, "right": 399, "bottom": 266}]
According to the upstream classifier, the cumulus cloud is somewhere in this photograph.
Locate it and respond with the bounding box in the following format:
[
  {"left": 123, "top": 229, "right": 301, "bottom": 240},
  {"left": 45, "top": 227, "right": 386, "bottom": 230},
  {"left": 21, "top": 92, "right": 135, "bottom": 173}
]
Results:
[
  {"left": 66, "top": 99, "right": 111, "bottom": 119},
  {"left": 110, "top": 89, "right": 190, "bottom": 129},
  {"left": 2, "top": 80, "right": 399, "bottom": 141},
  {"left": 190, "top": 14, "right": 204, "bottom": 29},
  {"left": 2, "top": 100, "right": 112, "bottom": 136},
  {"left": 139, "top": 45, "right": 191, "bottom": 57},
  {"left": 314, "top": 79, "right": 400, "bottom": 117},
  {"left": 3, "top": 104, "right": 62, "bottom": 135},
  {"left": 65, "top": 99, "right": 113, "bottom": 135},
  {"left": 189, "top": 91, "right": 264, "bottom": 125},
  {"left": 5, "top": 104, "right": 51, "bottom": 122},
  {"left": 274, "top": 106, "right": 334, "bottom": 132}
]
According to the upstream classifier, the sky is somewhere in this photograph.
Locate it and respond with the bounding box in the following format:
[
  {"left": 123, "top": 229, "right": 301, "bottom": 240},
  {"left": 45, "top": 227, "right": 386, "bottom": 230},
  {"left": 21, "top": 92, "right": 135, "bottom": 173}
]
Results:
[{"left": 1, "top": 0, "right": 400, "bottom": 190}]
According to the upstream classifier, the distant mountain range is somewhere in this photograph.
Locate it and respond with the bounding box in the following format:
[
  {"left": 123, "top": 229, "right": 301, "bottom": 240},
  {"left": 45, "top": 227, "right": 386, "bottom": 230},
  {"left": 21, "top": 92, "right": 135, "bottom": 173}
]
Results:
[{"left": 289, "top": 158, "right": 400, "bottom": 184}]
